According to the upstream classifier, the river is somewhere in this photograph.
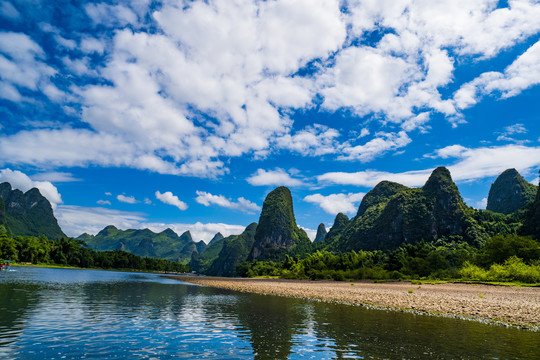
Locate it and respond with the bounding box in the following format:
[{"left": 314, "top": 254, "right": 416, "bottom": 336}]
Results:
[{"left": 0, "top": 267, "right": 538, "bottom": 359}]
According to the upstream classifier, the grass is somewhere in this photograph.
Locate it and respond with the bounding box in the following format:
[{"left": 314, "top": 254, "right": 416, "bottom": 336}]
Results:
[{"left": 408, "top": 289, "right": 414, "bottom": 294}]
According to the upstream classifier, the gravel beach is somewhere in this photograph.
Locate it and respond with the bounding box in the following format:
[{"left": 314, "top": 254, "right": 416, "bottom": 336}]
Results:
[{"left": 167, "top": 276, "right": 540, "bottom": 329}]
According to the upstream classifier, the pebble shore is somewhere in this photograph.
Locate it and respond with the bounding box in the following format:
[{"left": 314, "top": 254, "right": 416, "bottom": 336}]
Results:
[{"left": 167, "top": 276, "right": 540, "bottom": 330}]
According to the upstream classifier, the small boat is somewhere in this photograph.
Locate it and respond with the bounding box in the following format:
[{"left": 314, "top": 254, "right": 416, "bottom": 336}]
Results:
[{"left": 0, "top": 260, "right": 12, "bottom": 271}]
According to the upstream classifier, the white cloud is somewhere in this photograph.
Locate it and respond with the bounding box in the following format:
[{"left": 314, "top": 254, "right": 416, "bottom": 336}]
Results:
[
  {"left": 105, "top": 192, "right": 112, "bottom": 196},
  {"left": 304, "top": 192, "right": 365, "bottom": 215},
  {"left": 85, "top": 3, "right": 138, "bottom": 27},
  {"left": 454, "top": 39, "right": 540, "bottom": 111},
  {"left": 80, "top": 37, "right": 105, "bottom": 54},
  {"left": 145, "top": 222, "right": 247, "bottom": 243},
  {"left": 495, "top": 123, "right": 529, "bottom": 143},
  {"left": 0, "top": 1, "right": 20, "bottom": 20},
  {"left": 299, "top": 226, "right": 316, "bottom": 241},
  {"left": 247, "top": 168, "right": 304, "bottom": 187},
  {"left": 317, "top": 169, "right": 432, "bottom": 188},
  {"left": 339, "top": 131, "right": 411, "bottom": 162},
  {"left": 0, "top": 168, "right": 62, "bottom": 208},
  {"left": 0, "top": 31, "right": 60, "bottom": 100},
  {"left": 195, "top": 191, "right": 260, "bottom": 213},
  {"left": 97, "top": 200, "right": 111, "bottom": 205},
  {"left": 476, "top": 198, "right": 488, "bottom": 209},
  {"left": 55, "top": 205, "right": 146, "bottom": 237},
  {"left": 117, "top": 194, "right": 137, "bottom": 204},
  {"left": 31, "top": 172, "right": 80, "bottom": 182},
  {"left": 55, "top": 204, "right": 248, "bottom": 242},
  {"left": 155, "top": 190, "right": 188, "bottom": 211},
  {"left": 2, "top": 0, "right": 540, "bottom": 178},
  {"left": 275, "top": 125, "right": 341, "bottom": 156},
  {"left": 318, "top": 144, "right": 540, "bottom": 188}
]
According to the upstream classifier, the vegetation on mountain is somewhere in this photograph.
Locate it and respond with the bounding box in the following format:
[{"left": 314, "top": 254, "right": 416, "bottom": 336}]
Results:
[
  {"left": 0, "top": 228, "right": 188, "bottom": 272},
  {"left": 248, "top": 187, "right": 312, "bottom": 261},
  {"left": 208, "top": 232, "right": 224, "bottom": 245},
  {"left": 208, "top": 223, "right": 258, "bottom": 276},
  {"left": 486, "top": 169, "right": 537, "bottom": 214},
  {"left": 522, "top": 181, "right": 540, "bottom": 239},
  {"left": 4, "top": 167, "right": 540, "bottom": 283},
  {"left": 240, "top": 234, "right": 540, "bottom": 283},
  {"left": 313, "top": 223, "right": 327, "bottom": 243},
  {"left": 189, "top": 235, "right": 227, "bottom": 273},
  {"left": 330, "top": 167, "right": 488, "bottom": 252},
  {"left": 0, "top": 182, "right": 65, "bottom": 239},
  {"left": 80, "top": 226, "right": 199, "bottom": 263},
  {"left": 321, "top": 213, "right": 349, "bottom": 248}
]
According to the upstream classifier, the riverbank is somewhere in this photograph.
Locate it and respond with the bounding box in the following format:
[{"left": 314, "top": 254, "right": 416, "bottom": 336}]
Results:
[{"left": 167, "top": 276, "right": 540, "bottom": 330}]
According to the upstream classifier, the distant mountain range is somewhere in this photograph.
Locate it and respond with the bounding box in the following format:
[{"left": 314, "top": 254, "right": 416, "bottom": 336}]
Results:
[
  {"left": 1, "top": 167, "right": 538, "bottom": 275},
  {"left": 78, "top": 226, "right": 204, "bottom": 263}
]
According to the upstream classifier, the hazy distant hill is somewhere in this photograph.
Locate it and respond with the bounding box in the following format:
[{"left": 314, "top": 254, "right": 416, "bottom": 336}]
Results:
[
  {"left": 0, "top": 182, "right": 65, "bottom": 239},
  {"left": 79, "top": 226, "right": 200, "bottom": 263}
]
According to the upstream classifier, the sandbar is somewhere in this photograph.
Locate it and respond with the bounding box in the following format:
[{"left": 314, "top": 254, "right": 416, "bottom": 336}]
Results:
[{"left": 166, "top": 276, "right": 540, "bottom": 330}]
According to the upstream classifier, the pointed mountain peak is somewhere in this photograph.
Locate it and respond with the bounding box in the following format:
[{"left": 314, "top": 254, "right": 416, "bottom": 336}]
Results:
[
  {"left": 97, "top": 225, "right": 119, "bottom": 237},
  {"left": 209, "top": 232, "right": 224, "bottom": 245},
  {"left": 422, "top": 167, "right": 457, "bottom": 194},
  {"left": 160, "top": 228, "right": 178, "bottom": 238},
  {"left": 179, "top": 230, "right": 193, "bottom": 242},
  {"left": 314, "top": 223, "right": 327, "bottom": 243},
  {"left": 487, "top": 168, "right": 537, "bottom": 214},
  {"left": 332, "top": 213, "right": 349, "bottom": 230},
  {"left": 249, "top": 186, "right": 310, "bottom": 260},
  {"left": 357, "top": 180, "right": 408, "bottom": 217}
]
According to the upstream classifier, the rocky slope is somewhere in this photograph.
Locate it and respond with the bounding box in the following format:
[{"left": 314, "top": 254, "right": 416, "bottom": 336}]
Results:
[{"left": 0, "top": 182, "right": 65, "bottom": 239}]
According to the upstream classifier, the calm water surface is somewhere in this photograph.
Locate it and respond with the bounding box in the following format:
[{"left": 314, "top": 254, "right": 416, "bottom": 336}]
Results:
[{"left": 0, "top": 267, "right": 538, "bottom": 359}]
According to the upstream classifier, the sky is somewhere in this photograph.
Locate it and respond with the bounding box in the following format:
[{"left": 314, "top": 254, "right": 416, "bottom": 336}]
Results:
[{"left": 1, "top": 0, "right": 540, "bottom": 242}]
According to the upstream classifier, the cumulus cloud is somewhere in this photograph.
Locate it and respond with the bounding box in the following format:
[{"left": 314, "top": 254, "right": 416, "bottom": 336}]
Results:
[
  {"left": 247, "top": 168, "right": 305, "bottom": 187},
  {"left": 304, "top": 192, "right": 365, "bottom": 215},
  {"left": 0, "top": 168, "right": 62, "bottom": 208},
  {"left": 339, "top": 131, "right": 412, "bottom": 162},
  {"left": 275, "top": 125, "right": 341, "bottom": 156},
  {"left": 0, "top": 31, "right": 60, "bottom": 101},
  {"left": 145, "top": 222, "right": 247, "bottom": 243},
  {"left": 116, "top": 194, "right": 137, "bottom": 204},
  {"left": 454, "top": 39, "right": 540, "bottom": 111},
  {"left": 97, "top": 200, "right": 111, "bottom": 205},
  {"left": 2, "top": 0, "right": 540, "bottom": 177},
  {"left": 155, "top": 190, "right": 188, "bottom": 211},
  {"left": 195, "top": 191, "right": 260, "bottom": 213},
  {"left": 55, "top": 205, "right": 147, "bottom": 237}
]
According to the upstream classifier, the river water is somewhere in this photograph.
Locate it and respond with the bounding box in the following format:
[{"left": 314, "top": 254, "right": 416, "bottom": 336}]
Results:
[{"left": 0, "top": 267, "right": 538, "bottom": 359}]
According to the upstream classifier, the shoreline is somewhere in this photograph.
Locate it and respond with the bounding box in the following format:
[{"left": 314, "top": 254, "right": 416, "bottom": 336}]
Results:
[{"left": 166, "top": 276, "right": 540, "bottom": 331}]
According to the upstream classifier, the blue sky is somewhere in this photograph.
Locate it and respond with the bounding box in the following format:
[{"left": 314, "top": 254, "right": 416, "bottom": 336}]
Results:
[{"left": 1, "top": 0, "right": 540, "bottom": 241}]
